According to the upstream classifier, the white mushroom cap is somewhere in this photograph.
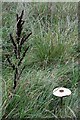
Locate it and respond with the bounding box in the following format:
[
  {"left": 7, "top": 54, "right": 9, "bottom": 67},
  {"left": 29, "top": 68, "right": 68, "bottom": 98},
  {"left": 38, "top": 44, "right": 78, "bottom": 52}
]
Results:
[{"left": 53, "top": 87, "right": 71, "bottom": 97}]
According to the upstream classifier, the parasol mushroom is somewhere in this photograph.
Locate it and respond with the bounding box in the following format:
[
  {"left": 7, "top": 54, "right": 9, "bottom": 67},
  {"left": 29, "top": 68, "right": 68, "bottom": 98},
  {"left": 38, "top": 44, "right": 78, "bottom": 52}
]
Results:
[{"left": 53, "top": 87, "right": 71, "bottom": 107}]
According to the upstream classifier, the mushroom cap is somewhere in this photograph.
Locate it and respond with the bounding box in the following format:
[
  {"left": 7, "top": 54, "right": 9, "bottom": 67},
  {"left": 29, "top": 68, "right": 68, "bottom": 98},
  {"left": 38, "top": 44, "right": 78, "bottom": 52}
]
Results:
[{"left": 53, "top": 87, "right": 71, "bottom": 97}]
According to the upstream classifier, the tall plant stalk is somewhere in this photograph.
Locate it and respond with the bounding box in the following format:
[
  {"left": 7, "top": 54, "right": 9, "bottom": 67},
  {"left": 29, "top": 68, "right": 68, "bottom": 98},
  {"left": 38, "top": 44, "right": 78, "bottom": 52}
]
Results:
[{"left": 6, "top": 10, "right": 32, "bottom": 89}]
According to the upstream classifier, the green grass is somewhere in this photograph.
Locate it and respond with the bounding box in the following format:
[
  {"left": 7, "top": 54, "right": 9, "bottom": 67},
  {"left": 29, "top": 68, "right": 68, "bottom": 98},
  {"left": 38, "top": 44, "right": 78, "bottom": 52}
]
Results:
[
  {"left": 2, "top": 62, "right": 78, "bottom": 119},
  {"left": 32, "top": 31, "right": 72, "bottom": 66},
  {"left": 2, "top": 2, "right": 79, "bottom": 119}
]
